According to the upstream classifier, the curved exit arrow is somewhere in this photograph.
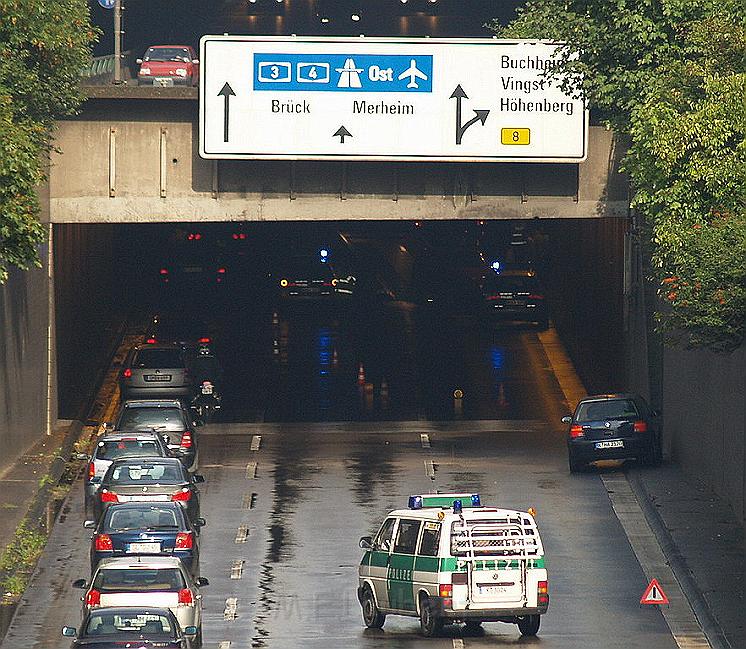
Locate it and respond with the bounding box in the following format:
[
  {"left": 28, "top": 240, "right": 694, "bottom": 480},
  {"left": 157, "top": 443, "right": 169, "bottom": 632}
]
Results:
[{"left": 450, "top": 84, "right": 490, "bottom": 145}]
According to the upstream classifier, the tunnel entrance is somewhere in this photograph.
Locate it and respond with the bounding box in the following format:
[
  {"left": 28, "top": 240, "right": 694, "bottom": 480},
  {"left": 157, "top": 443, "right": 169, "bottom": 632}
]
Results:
[{"left": 53, "top": 218, "right": 626, "bottom": 421}]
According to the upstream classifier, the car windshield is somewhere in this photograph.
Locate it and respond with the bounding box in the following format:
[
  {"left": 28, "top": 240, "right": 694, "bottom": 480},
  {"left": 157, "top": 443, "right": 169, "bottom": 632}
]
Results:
[
  {"left": 85, "top": 612, "right": 175, "bottom": 637},
  {"left": 117, "top": 407, "right": 186, "bottom": 432},
  {"left": 576, "top": 399, "right": 640, "bottom": 422},
  {"left": 132, "top": 349, "right": 183, "bottom": 369},
  {"left": 109, "top": 463, "right": 184, "bottom": 485},
  {"left": 145, "top": 47, "right": 191, "bottom": 62},
  {"left": 95, "top": 439, "right": 162, "bottom": 460},
  {"left": 105, "top": 506, "right": 180, "bottom": 531},
  {"left": 93, "top": 568, "right": 186, "bottom": 592}
]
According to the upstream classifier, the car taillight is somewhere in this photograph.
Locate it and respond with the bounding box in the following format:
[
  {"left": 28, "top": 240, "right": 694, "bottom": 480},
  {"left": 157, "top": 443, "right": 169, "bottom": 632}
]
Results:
[
  {"left": 528, "top": 294, "right": 544, "bottom": 300},
  {"left": 171, "top": 489, "right": 192, "bottom": 502},
  {"left": 198, "top": 337, "right": 211, "bottom": 344},
  {"left": 178, "top": 588, "right": 193, "bottom": 604},
  {"left": 146, "top": 337, "right": 157, "bottom": 344},
  {"left": 159, "top": 268, "right": 169, "bottom": 275},
  {"left": 232, "top": 233, "right": 247, "bottom": 240},
  {"left": 88, "top": 462, "right": 96, "bottom": 480},
  {"left": 485, "top": 294, "right": 501, "bottom": 301},
  {"left": 438, "top": 583, "right": 452, "bottom": 598},
  {"left": 538, "top": 580, "right": 549, "bottom": 606},
  {"left": 217, "top": 267, "right": 226, "bottom": 274},
  {"left": 86, "top": 589, "right": 101, "bottom": 606},
  {"left": 122, "top": 368, "right": 132, "bottom": 379},
  {"left": 100, "top": 490, "right": 119, "bottom": 503},
  {"left": 95, "top": 534, "right": 113, "bottom": 551},
  {"left": 175, "top": 532, "right": 193, "bottom": 549},
  {"left": 180, "top": 432, "right": 192, "bottom": 449},
  {"left": 570, "top": 425, "right": 584, "bottom": 438},
  {"left": 633, "top": 421, "right": 648, "bottom": 432}
]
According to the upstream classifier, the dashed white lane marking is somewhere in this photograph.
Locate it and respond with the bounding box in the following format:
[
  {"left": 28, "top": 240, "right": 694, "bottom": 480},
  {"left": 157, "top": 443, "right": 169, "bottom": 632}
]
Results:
[
  {"left": 424, "top": 459, "right": 435, "bottom": 479},
  {"left": 420, "top": 433, "right": 431, "bottom": 448},
  {"left": 230, "top": 560, "right": 244, "bottom": 580},
  {"left": 245, "top": 461, "right": 257, "bottom": 479},
  {"left": 218, "top": 642, "right": 231, "bottom": 649},
  {"left": 453, "top": 639, "right": 465, "bottom": 649},
  {"left": 234, "top": 526, "right": 249, "bottom": 543},
  {"left": 224, "top": 597, "right": 239, "bottom": 620},
  {"left": 601, "top": 474, "right": 711, "bottom": 649},
  {"left": 250, "top": 435, "right": 262, "bottom": 451}
]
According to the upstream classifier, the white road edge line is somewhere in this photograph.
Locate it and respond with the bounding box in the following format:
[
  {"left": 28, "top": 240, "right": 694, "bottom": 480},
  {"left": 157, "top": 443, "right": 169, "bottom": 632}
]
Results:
[
  {"left": 424, "top": 459, "right": 435, "bottom": 479},
  {"left": 601, "top": 474, "right": 711, "bottom": 649},
  {"left": 420, "top": 433, "right": 431, "bottom": 448},
  {"left": 234, "top": 525, "right": 249, "bottom": 543},
  {"left": 230, "top": 560, "right": 244, "bottom": 580},
  {"left": 245, "top": 461, "right": 258, "bottom": 479},
  {"left": 250, "top": 435, "right": 262, "bottom": 451},
  {"left": 224, "top": 597, "right": 239, "bottom": 620}
]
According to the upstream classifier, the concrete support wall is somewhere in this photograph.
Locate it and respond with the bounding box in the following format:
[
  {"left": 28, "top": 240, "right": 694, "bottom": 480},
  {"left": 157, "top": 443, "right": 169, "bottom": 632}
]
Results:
[
  {"left": 662, "top": 346, "right": 746, "bottom": 523},
  {"left": 0, "top": 241, "right": 53, "bottom": 474},
  {"left": 47, "top": 98, "right": 629, "bottom": 223}
]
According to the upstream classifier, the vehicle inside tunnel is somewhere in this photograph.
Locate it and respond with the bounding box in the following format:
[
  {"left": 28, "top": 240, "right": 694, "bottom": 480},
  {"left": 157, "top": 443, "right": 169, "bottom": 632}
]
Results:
[{"left": 53, "top": 218, "right": 626, "bottom": 423}]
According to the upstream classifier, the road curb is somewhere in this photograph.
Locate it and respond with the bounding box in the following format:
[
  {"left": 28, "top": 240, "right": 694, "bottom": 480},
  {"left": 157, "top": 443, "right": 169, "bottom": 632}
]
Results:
[{"left": 627, "top": 468, "right": 732, "bottom": 649}]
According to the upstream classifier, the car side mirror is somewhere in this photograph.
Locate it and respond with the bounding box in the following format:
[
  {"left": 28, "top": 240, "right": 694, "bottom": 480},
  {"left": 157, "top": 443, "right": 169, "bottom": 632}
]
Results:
[
  {"left": 196, "top": 518, "right": 206, "bottom": 527},
  {"left": 195, "top": 577, "right": 209, "bottom": 587},
  {"left": 359, "top": 536, "right": 373, "bottom": 550},
  {"left": 83, "top": 520, "right": 96, "bottom": 529},
  {"left": 61, "top": 626, "right": 77, "bottom": 637},
  {"left": 72, "top": 579, "right": 88, "bottom": 589},
  {"left": 561, "top": 415, "right": 572, "bottom": 424},
  {"left": 193, "top": 474, "right": 205, "bottom": 483},
  {"left": 74, "top": 453, "right": 90, "bottom": 461},
  {"left": 136, "top": 58, "right": 143, "bottom": 64},
  {"left": 183, "top": 626, "right": 198, "bottom": 636},
  {"left": 192, "top": 59, "right": 199, "bottom": 64}
]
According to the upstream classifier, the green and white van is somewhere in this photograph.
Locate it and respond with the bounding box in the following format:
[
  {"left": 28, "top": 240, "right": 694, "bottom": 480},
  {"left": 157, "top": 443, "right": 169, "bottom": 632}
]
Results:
[{"left": 357, "top": 493, "right": 548, "bottom": 637}]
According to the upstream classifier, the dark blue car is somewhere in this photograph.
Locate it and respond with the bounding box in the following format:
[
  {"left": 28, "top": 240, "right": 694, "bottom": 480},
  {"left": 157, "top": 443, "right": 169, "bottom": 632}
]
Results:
[{"left": 86, "top": 502, "right": 204, "bottom": 577}]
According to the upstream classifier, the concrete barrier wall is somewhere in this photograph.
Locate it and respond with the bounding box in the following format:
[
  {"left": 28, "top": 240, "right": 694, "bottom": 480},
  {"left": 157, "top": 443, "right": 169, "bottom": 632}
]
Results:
[
  {"left": 0, "top": 244, "right": 52, "bottom": 474},
  {"left": 663, "top": 346, "right": 746, "bottom": 523}
]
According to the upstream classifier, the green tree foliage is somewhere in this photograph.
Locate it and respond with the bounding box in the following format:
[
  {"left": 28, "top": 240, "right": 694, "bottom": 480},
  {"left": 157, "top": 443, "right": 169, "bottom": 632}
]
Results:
[
  {"left": 0, "top": 0, "right": 97, "bottom": 283},
  {"left": 491, "top": 0, "right": 746, "bottom": 350}
]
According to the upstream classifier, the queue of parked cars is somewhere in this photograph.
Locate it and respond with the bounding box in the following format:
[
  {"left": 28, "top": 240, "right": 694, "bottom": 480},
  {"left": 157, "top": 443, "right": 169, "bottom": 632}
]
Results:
[{"left": 64, "top": 331, "right": 219, "bottom": 648}]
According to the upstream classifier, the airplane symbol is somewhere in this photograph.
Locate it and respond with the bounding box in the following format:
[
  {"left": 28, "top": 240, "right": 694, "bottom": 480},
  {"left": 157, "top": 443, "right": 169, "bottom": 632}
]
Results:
[
  {"left": 397, "top": 59, "right": 428, "bottom": 89},
  {"left": 335, "top": 58, "right": 363, "bottom": 88}
]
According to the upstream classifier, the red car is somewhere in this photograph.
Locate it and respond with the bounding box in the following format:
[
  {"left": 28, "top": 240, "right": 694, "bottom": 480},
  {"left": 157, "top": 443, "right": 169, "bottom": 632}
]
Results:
[{"left": 137, "top": 45, "right": 199, "bottom": 87}]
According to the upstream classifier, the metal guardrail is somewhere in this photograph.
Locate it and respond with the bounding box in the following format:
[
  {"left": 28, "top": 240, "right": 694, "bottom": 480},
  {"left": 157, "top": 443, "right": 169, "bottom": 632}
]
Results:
[{"left": 80, "top": 51, "right": 131, "bottom": 80}]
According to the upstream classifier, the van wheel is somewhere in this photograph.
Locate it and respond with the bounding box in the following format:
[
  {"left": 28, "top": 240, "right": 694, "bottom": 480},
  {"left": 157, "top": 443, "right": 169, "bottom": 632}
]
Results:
[
  {"left": 419, "top": 595, "right": 443, "bottom": 637},
  {"left": 361, "top": 586, "right": 385, "bottom": 629},
  {"left": 465, "top": 620, "right": 483, "bottom": 631},
  {"left": 517, "top": 614, "right": 540, "bottom": 636}
]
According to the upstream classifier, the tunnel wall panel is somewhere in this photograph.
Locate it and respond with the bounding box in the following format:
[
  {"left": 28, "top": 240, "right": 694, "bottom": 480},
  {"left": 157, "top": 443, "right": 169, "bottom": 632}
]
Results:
[
  {"left": 0, "top": 248, "right": 51, "bottom": 473},
  {"left": 663, "top": 346, "right": 746, "bottom": 523}
]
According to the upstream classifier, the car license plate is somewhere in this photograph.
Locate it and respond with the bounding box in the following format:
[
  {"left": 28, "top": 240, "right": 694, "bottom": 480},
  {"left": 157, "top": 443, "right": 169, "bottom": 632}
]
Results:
[
  {"left": 478, "top": 585, "right": 508, "bottom": 594},
  {"left": 128, "top": 542, "right": 161, "bottom": 553},
  {"left": 201, "top": 385, "right": 213, "bottom": 395},
  {"left": 595, "top": 440, "right": 624, "bottom": 449},
  {"left": 145, "top": 374, "right": 171, "bottom": 382},
  {"left": 155, "top": 78, "right": 174, "bottom": 87}
]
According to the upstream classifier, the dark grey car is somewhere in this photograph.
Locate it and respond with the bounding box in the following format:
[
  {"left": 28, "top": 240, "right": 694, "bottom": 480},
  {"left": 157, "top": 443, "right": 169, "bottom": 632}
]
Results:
[
  {"left": 113, "top": 400, "right": 199, "bottom": 472},
  {"left": 120, "top": 344, "right": 192, "bottom": 400}
]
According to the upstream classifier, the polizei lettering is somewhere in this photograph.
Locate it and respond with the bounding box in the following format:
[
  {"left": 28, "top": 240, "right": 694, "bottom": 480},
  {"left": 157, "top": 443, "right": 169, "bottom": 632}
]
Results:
[
  {"left": 352, "top": 100, "right": 414, "bottom": 115},
  {"left": 271, "top": 99, "right": 311, "bottom": 113}
]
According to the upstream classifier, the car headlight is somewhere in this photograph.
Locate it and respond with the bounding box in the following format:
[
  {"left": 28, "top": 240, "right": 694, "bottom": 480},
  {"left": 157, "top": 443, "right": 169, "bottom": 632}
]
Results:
[
  {"left": 140, "top": 67, "right": 151, "bottom": 75},
  {"left": 175, "top": 68, "right": 188, "bottom": 77}
]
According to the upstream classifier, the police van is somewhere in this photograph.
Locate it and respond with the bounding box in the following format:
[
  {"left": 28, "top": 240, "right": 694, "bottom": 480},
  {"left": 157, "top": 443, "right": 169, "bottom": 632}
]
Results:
[{"left": 358, "top": 493, "right": 548, "bottom": 637}]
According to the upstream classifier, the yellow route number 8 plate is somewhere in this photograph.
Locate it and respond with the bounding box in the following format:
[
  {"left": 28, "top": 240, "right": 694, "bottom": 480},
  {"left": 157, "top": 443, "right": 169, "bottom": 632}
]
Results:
[{"left": 501, "top": 128, "right": 530, "bottom": 145}]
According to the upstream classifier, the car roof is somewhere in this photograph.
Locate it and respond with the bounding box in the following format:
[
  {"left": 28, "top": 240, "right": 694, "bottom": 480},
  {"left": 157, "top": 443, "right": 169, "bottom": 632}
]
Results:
[
  {"left": 147, "top": 45, "right": 192, "bottom": 49},
  {"left": 385, "top": 507, "right": 534, "bottom": 522},
  {"left": 121, "top": 399, "right": 185, "bottom": 409},
  {"left": 84, "top": 605, "right": 174, "bottom": 617},
  {"left": 103, "top": 501, "right": 182, "bottom": 511},
  {"left": 579, "top": 393, "right": 641, "bottom": 402},
  {"left": 132, "top": 343, "right": 183, "bottom": 351},
  {"left": 97, "top": 556, "right": 184, "bottom": 569},
  {"left": 108, "top": 457, "right": 183, "bottom": 467},
  {"left": 97, "top": 431, "right": 163, "bottom": 441}
]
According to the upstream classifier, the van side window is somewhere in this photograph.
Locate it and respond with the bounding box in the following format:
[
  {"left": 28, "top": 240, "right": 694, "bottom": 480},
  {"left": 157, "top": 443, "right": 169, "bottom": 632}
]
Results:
[
  {"left": 374, "top": 518, "right": 396, "bottom": 552},
  {"left": 418, "top": 522, "right": 441, "bottom": 557},
  {"left": 393, "top": 519, "right": 421, "bottom": 555}
]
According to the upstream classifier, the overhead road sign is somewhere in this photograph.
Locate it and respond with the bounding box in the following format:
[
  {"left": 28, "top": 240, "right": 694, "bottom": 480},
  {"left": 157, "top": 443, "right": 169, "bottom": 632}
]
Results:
[
  {"left": 640, "top": 579, "right": 669, "bottom": 605},
  {"left": 199, "top": 36, "right": 588, "bottom": 163}
]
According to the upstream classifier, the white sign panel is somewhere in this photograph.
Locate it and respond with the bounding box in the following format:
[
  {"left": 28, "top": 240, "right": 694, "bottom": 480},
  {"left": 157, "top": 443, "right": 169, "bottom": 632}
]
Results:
[{"left": 199, "top": 36, "right": 587, "bottom": 162}]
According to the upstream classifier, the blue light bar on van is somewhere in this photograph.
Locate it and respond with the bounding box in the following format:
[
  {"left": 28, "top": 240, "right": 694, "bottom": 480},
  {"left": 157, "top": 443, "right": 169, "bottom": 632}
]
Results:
[{"left": 408, "top": 493, "right": 481, "bottom": 509}]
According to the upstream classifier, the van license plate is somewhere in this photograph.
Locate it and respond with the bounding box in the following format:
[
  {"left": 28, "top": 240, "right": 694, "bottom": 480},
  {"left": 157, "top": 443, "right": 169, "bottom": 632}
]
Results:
[
  {"left": 479, "top": 586, "right": 508, "bottom": 594},
  {"left": 128, "top": 542, "right": 160, "bottom": 553},
  {"left": 145, "top": 375, "right": 171, "bottom": 382},
  {"left": 595, "top": 440, "right": 624, "bottom": 449}
]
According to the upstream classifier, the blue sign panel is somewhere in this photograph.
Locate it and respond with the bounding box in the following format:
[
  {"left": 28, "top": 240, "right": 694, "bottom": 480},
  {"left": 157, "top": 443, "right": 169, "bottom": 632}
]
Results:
[
  {"left": 98, "top": 0, "right": 116, "bottom": 8},
  {"left": 253, "top": 54, "right": 433, "bottom": 93}
]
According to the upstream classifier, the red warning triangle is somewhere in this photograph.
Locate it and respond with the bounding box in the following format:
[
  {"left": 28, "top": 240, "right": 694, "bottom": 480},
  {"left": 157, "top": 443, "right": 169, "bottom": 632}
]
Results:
[{"left": 640, "top": 578, "right": 669, "bottom": 605}]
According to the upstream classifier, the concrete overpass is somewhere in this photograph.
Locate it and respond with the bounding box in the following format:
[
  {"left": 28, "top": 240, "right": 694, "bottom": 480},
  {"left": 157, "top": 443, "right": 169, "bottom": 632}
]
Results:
[{"left": 44, "top": 87, "right": 628, "bottom": 224}]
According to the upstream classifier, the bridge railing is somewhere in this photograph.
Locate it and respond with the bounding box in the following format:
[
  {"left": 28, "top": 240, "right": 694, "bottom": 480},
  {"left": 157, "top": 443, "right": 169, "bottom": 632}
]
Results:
[{"left": 80, "top": 51, "right": 133, "bottom": 84}]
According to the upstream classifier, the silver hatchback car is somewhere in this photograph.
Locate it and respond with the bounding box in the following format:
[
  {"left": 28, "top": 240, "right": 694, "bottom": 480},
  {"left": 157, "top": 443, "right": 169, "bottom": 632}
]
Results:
[
  {"left": 73, "top": 556, "right": 208, "bottom": 647},
  {"left": 120, "top": 344, "right": 192, "bottom": 400}
]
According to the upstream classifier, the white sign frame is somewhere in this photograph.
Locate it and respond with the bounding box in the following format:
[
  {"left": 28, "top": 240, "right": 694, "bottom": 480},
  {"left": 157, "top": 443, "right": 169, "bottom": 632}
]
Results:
[{"left": 199, "top": 36, "right": 588, "bottom": 163}]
